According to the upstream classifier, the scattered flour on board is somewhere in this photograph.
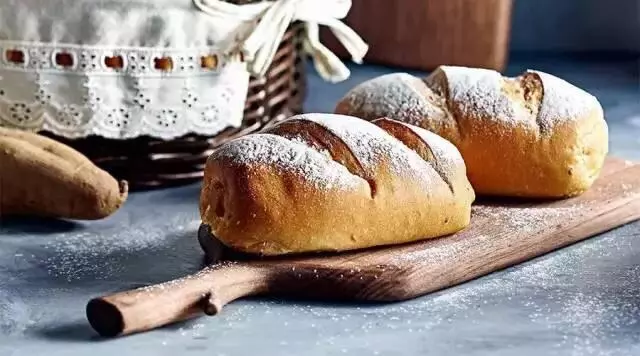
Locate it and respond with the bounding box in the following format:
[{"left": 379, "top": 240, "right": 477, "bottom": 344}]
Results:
[
  {"left": 395, "top": 234, "right": 492, "bottom": 266},
  {"left": 211, "top": 133, "right": 361, "bottom": 191},
  {"left": 136, "top": 261, "right": 238, "bottom": 297},
  {"left": 472, "top": 203, "right": 585, "bottom": 233},
  {"left": 118, "top": 203, "right": 635, "bottom": 354},
  {"left": 396, "top": 203, "right": 585, "bottom": 266}
]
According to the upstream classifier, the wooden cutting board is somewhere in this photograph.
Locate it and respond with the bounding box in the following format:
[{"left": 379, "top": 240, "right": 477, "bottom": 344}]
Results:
[{"left": 87, "top": 157, "right": 640, "bottom": 337}]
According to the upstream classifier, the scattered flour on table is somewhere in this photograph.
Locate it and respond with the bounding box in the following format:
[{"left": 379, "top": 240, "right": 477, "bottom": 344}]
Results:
[
  {"left": 523, "top": 235, "right": 640, "bottom": 355},
  {"left": 42, "top": 217, "right": 201, "bottom": 282},
  {"left": 411, "top": 221, "right": 637, "bottom": 354},
  {"left": 628, "top": 115, "right": 640, "bottom": 128},
  {"left": 394, "top": 229, "right": 638, "bottom": 354},
  {"left": 0, "top": 289, "right": 32, "bottom": 336}
]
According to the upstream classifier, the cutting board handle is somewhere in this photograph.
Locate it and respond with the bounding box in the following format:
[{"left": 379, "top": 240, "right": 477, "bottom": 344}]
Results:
[{"left": 86, "top": 262, "right": 270, "bottom": 337}]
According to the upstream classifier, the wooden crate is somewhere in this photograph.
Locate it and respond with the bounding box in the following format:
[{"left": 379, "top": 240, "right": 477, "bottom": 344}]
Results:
[{"left": 324, "top": 0, "right": 513, "bottom": 71}]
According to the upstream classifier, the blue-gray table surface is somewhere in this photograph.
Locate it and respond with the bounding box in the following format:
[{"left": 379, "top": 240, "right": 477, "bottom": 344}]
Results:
[{"left": 1, "top": 55, "right": 639, "bottom": 356}]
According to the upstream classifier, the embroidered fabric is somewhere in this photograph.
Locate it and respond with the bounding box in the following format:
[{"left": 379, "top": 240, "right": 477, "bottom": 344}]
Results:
[
  {"left": 0, "top": 41, "right": 248, "bottom": 139},
  {"left": 0, "top": 0, "right": 365, "bottom": 139}
]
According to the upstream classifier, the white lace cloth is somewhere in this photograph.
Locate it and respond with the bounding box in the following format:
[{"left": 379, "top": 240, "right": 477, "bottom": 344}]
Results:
[{"left": 0, "top": 0, "right": 366, "bottom": 139}]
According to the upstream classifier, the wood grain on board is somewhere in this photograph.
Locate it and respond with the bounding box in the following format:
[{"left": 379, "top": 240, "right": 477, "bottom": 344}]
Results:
[
  {"left": 87, "top": 157, "right": 640, "bottom": 337},
  {"left": 322, "top": 0, "right": 514, "bottom": 71}
]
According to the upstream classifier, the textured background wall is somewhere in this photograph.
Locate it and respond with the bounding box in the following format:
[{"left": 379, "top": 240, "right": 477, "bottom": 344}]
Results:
[{"left": 511, "top": 0, "right": 640, "bottom": 52}]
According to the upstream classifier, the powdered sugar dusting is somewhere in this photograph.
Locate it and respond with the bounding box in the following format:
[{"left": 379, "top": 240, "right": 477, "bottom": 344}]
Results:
[
  {"left": 341, "top": 73, "right": 449, "bottom": 127},
  {"left": 341, "top": 67, "right": 601, "bottom": 138},
  {"left": 437, "top": 66, "right": 601, "bottom": 132},
  {"left": 211, "top": 133, "right": 361, "bottom": 190},
  {"left": 438, "top": 66, "right": 531, "bottom": 126},
  {"left": 289, "top": 136, "right": 331, "bottom": 157},
  {"left": 402, "top": 123, "right": 462, "bottom": 164},
  {"left": 530, "top": 70, "right": 601, "bottom": 129},
  {"left": 401, "top": 122, "right": 465, "bottom": 174},
  {"left": 289, "top": 114, "right": 435, "bottom": 185}
]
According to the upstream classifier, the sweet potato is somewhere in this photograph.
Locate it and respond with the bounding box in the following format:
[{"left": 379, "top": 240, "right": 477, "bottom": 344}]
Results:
[{"left": 0, "top": 128, "right": 128, "bottom": 220}]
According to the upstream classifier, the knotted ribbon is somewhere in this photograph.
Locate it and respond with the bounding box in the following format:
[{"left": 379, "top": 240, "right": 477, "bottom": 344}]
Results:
[{"left": 193, "top": 0, "right": 368, "bottom": 83}]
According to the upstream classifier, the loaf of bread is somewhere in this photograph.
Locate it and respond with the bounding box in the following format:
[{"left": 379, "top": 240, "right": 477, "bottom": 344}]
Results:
[
  {"left": 335, "top": 66, "right": 609, "bottom": 198},
  {"left": 200, "top": 114, "right": 475, "bottom": 255}
]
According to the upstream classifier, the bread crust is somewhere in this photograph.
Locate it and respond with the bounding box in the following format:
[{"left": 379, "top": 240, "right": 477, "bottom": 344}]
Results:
[
  {"left": 0, "top": 127, "right": 128, "bottom": 219},
  {"left": 200, "top": 114, "right": 474, "bottom": 255},
  {"left": 335, "top": 66, "right": 609, "bottom": 198}
]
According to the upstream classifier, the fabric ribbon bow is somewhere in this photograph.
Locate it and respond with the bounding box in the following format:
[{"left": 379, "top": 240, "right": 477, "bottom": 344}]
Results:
[{"left": 193, "top": 0, "right": 369, "bottom": 83}]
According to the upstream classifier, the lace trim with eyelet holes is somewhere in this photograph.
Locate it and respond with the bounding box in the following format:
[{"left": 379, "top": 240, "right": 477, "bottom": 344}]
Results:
[{"left": 0, "top": 41, "right": 249, "bottom": 139}]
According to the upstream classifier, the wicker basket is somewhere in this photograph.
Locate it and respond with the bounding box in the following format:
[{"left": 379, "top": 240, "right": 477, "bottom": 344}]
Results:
[{"left": 46, "top": 13, "right": 307, "bottom": 190}]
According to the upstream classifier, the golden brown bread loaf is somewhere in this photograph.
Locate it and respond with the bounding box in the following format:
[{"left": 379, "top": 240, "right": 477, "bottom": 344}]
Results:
[
  {"left": 200, "top": 114, "right": 475, "bottom": 255},
  {"left": 0, "top": 127, "right": 128, "bottom": 219},
  {"left": 335, "top": 66, "right": 609, "bottom": 198}
]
